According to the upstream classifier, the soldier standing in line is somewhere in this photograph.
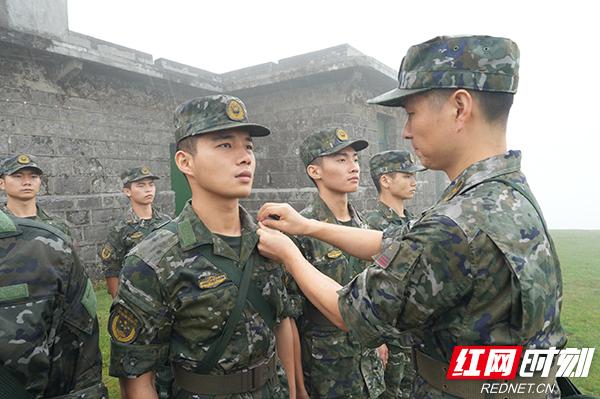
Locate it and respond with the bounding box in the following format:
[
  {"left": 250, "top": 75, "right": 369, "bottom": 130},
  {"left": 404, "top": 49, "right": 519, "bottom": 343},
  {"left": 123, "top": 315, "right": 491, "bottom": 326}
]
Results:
[
  {"left": 364, "top": 149, "right": 426, "bottom": 398},
  {"left": 108, "top": 94, "right": 296, "bottom": 399},
  {"left": 256, "top": 35, "right": 566, "bottom": 399},
  {"left": 99, "top": 166, "right": 172, "bottom": 398},
  {"left": 290, "top": 128, "right": 385, "bottom": 398},
  {"left": 0, "top": 209, "right": 107, "bottom": 398},
  {"left": 98, "top": 166, "right": 170, "bottom": 298},
  {"left": 0, "top": 153, "right": 72, "bottom": 239}
]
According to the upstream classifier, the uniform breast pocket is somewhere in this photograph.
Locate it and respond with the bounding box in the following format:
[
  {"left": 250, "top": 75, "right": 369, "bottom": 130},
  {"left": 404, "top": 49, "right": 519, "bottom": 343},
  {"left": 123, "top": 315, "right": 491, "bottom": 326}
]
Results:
[
  {"left": 174, "top": 275, "right": 238, "bottom": 343},
  {"left": 313, "top": 251, "right": 349, "bottom": 284}
]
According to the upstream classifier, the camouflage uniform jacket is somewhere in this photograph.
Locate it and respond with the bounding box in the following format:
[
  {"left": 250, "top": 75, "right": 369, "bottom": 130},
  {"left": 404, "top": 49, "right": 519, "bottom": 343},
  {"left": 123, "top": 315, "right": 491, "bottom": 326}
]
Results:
[
  {"left": 99, "top": 206, "right": 171, "bottom": 278},
  {"left": 1, "top": 203, "right": 73, "bottom": 240},
  {"left": 0, "top": 211, "right": 106, "bottom": 398},
  {"left": 365, "top": 201, "right": 416, "bottom": 399},
  {"left": 109, "top": 201, "right": 292, "bottom": 399},
  {"left": 338, "top": 151, "right": 566, "bottom": 398},
  {"left": 365, "top": 201, "right": 413, "bottom": 234},
  {"left": 293, "top": 194, "right": 385, "bottom": 398}
]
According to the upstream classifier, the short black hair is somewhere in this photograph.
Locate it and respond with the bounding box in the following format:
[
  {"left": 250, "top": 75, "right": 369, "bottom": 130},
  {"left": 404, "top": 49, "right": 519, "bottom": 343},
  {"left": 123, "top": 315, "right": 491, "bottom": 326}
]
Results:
[
  {"left": 176, "top": 136, "right": 199, "bottom": 155},
  {"left": 428, "top": 89, "right": 514, "bottom": 126}
]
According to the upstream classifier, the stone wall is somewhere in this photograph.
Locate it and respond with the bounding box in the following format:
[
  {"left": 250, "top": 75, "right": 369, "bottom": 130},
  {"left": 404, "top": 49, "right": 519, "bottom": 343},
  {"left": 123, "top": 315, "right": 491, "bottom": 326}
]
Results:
[{"left": 0, "top": 14, "right": 447, "bottom": 278}]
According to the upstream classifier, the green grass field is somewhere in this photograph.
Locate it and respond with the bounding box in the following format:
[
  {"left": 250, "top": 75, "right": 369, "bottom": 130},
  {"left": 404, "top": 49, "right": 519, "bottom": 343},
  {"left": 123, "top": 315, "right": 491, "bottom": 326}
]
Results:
[{"left": 95, "top": 230, "right": 600, "bottom": 397}]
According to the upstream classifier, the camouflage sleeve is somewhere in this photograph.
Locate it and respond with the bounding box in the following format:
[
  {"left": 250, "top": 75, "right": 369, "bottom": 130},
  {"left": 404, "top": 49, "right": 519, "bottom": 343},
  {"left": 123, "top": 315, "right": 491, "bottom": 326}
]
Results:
[
  {"left": 99, "top": 224, "right": 125, "bottom": 278},
  {"left": 261, "top": 258, "right": 297, "bottom": 322},
  {"left": 285, "top": 235, "right": 310, "bottom": 317},
  {"left": 50, "top": 245, "right": 105, "bottom": 395},
  {"left": 337, "top": 215, "right": 472, "bottom": 348},
  {"left": 108, "top": 254, "right": 171, "bottom": 378}
]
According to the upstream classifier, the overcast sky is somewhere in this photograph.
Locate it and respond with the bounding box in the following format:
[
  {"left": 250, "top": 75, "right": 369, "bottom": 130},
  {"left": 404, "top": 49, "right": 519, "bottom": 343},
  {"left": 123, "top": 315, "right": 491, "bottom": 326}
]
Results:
[{"left": 68, "top": 0, "right": 600, "bottom": 229}]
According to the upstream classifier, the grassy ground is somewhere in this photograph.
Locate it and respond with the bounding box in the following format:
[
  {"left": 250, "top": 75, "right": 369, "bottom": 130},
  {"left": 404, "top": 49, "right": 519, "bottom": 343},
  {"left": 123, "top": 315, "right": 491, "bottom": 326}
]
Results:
[{"left": 95, "top": 230, "right": 600, "bottom": 397}]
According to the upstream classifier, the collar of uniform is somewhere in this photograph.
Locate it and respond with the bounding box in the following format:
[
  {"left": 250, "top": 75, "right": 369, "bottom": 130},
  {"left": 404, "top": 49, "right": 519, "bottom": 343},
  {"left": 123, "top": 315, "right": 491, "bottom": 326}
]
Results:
[
  {"left": 308, "top": 193, "right": 361, "bottom": 225},
  {"left": 176, "top": 200, "right": 259, "bottom": 265},
  {"left": 36, "top": 206, "right": 51, "bottom": 221},
  {"left": 440, "top": 150, "right": 522, "bottom": 202},
  {"left": 1, "top": 204, "right": 47, "bottom": 220},
  {"left": 125, "top": 206, "right": 162, "bottom": 225},
  {"left": 376, "top": 201, "right": 404, "bottom": 223}
]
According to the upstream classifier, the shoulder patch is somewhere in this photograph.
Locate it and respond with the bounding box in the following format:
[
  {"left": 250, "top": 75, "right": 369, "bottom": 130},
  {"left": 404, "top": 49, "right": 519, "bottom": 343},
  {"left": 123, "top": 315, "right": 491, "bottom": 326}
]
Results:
[
  {"left": 373, "top": 240, "right": 401, "bottom": 269},
  {"left": 100, "top": 243, "right": 114, "bottom": 260},
  {"left": 109, "top": 304, "right": 141, "bottom": 344}
]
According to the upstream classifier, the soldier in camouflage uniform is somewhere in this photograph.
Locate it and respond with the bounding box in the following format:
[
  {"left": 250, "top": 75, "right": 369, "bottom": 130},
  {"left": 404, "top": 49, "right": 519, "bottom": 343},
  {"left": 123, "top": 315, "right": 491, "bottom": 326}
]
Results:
[
  {"left": 291, "top": 128, "right": 385, "bottom": 398},
  {"left": 256, "top": 35, "right": 566, "bottom": 399},
  {"left": 99, "top": 166, "right": 170, "bottom": 299},
  {"left": 0, "top": 209, "right": 107, "bottom": 398},
  {"left": 365, "top": 150, "right": 425, "bottom": 234},
  {"left": 0, "top": 154, "right": 72, "bottom": 239},
  {"left": 109, "top": 94, "right": 296, "bottom": 399},
  {"left": 364, "top": 150, "right": 425, "bottom": 398}
]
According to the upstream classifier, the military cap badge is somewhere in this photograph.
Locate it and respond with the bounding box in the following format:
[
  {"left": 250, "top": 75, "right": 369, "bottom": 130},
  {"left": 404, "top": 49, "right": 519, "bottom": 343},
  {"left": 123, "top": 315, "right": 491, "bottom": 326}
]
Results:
[
  {"left": 17, "top": 154, "right": 30, "bottom": 164},
  {"left": 336, "top": 129, "right": 348, "bottom": 141},
  {"left": 141, "top": 167, "right": 150, "bottom": 175},
  {"left": 226, "top": 99, "right": 245, "bottom": 121}
]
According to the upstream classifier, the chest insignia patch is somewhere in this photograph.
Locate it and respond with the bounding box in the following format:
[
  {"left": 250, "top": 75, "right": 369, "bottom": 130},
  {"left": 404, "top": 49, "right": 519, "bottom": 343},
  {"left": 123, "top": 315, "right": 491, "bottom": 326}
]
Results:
[
  {"left": 198, "top": 274, "right": 228, "bottom": 289},
  {"left": 327, "top": 249, "right": 343, "bottom": 259}
]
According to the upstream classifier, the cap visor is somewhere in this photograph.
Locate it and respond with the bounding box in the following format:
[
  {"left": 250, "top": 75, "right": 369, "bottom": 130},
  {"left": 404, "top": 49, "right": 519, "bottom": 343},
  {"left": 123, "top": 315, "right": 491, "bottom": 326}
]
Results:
[
  {"left": 367, "top": 87, "right": 431, "bottom": 107},
  {"left": 188, "top": 122, "right": 271, "bottom": 139},
  {"left": 7, "top": 166, "right": 43, "bottom": 175},
  {"left": 130, "top": 175, "right": 160, "bottom": 183},
  {"left": 321, "top": 139, "right": 369, "bottom": 157}
]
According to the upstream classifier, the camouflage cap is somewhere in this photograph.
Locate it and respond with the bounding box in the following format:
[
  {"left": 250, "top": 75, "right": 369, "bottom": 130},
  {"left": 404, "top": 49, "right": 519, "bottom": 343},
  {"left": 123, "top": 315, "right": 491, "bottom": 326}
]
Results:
[
  {"left": 120, "top": 166, "right": 159, "bottom": 186},
  {"left": 0, "top": 154, "right": 43, "bottom": 176},
  {"left": 369, "top": 150, "right": 425, "bottom": 181},
  {"left": 299, "top": 128, "right": 368, "bottom": 167},
  {"left": 173, "top": 94, "right": 270, "bottom": 143},
  {"left": 369, "top": 35, "right": 519, "bottom": 106}
]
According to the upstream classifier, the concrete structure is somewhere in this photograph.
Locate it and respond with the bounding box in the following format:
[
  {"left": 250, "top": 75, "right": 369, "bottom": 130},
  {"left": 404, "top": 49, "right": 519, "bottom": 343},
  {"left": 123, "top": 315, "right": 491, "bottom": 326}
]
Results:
[{"left": 0, "top": 2, "right": 447, "bottom": 277}]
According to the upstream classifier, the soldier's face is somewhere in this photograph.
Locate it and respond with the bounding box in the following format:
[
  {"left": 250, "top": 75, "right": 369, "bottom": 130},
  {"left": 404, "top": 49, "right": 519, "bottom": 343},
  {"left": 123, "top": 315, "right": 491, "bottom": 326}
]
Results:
[
  {"left": 0, "top": 168, "right": 41, "bottom": 200},
  {"left": 401, "top": 92, "right": 457, "bottom": 171},
  {"left": 388, "top": 172, "right": 417, "bottom": 200},
  {"left": 315, "top": 147, "right": 360, "bottom": 194},
  {"left": 180, "top": 130, "right": 256, "bottom": 199},
  {"left": 124, "top": 178, "right": 156, "bottom": 206}
]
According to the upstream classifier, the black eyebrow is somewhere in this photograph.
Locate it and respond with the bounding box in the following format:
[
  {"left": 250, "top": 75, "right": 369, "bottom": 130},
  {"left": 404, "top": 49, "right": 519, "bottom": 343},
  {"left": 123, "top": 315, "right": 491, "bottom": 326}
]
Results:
[{"left": 210, "top": 133, "right": 253, "bottom": 142}]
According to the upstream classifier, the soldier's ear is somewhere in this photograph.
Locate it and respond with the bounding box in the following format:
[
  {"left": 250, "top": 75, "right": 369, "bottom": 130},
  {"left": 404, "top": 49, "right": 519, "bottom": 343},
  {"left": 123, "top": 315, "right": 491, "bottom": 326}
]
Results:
[
  {"left": 380, "top": 174, "right": 390, "bottom": 190},
  {"left": 175, "top": 150, "right": 195, "bottom": 179},
  {"left": 306, "top": 164, "right": 321, "bottom": 181},
  {"left": 0, "top": 177, "right": 4, "bottom": 190},
  {"left": 451, "top": 89, "right": 473, "bottom": 130},
  {"left": 122, "top": 187, "right": 132, "bottom": 198}
]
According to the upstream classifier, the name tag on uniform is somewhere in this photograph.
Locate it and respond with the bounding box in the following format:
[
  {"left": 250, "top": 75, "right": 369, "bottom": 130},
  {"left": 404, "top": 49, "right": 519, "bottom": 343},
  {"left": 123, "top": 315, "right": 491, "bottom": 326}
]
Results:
[{"left": 198, "top": 274, "right": 227, "bottom": 289}]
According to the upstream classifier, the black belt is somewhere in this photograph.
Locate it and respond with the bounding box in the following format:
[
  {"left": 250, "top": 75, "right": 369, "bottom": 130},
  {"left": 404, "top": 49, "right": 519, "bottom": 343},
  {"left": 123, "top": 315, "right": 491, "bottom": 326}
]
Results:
[{"left": 173, "top": 353, "right": 277, "bottom": 395}]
